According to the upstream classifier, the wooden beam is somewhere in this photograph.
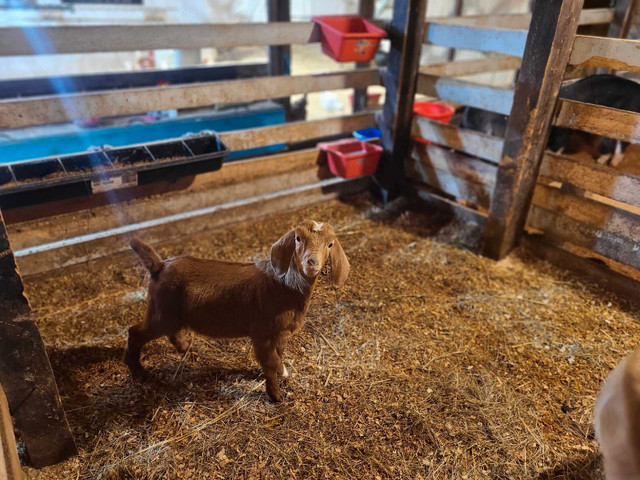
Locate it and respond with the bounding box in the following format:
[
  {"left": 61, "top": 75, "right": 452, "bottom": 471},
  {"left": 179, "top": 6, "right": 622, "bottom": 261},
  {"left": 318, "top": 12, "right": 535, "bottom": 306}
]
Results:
[
  {"left": 482, "top": 0, "right": 584, "bottom": 259},
  {"left": 407, "top": 143, "right": 496, "bottom": 208},
  {"left": 220, "top": 112, "right": 376, "bottom": 150},
  {"left": 0, "top": 385, "right": 23, "bottom": 480},
  {"left": 14, "top": 177, "right": 369, "bottom": 277},
  {"left": 419, "top": 55, "right": 521, "bottom": 77},
  {"left": 607, "top": 0, "right": 638, "bottom": 38},
  {"left": 554, "top": 98, "right": 640, "bottom": 143},
  {"left": 570, "top": 35, "right": 640, "bottom": 72},
  {"left": 417, "top": 74, "right": 514, "bottom": 115},
  {"left": 0, "top": 212, "right": 77, "bottom": 467},
  {"left": 375, "top": 0, "right": 428, "bottom": 201},
  {"left": 523, "top": 235, "right": 640, "bottom": 306},
  {"left": 539, "top": 152, "right": 640, "bottom": 208},
  {"left": 446, "top": 0, "right": 465, "bottom": 61},
  {"left": 268, "top": 0, "right": 292, "bottom": 119},
  {"left": 532, "top": 183, "right": 640, "bottom": 241},
  {"left": 529, "top": 186, "right": 640, "bottom": 270},
  {"left": 353, "top": 0, "right": 376, "bottom": 112},
  {"left": 0, "top": 22, "right": 316, "bottom": 57},
  {"left": 425, "top": 23, "right": 528, "bottom": 56},
  {"left": 0, "top": 69, "right": 381, "bottom": 128},
  {"left": 428, "top": 8, "right": 613, "bottom": 29},
  {"left": 411, "top": 116, "right": 504, "bottom": 163}
]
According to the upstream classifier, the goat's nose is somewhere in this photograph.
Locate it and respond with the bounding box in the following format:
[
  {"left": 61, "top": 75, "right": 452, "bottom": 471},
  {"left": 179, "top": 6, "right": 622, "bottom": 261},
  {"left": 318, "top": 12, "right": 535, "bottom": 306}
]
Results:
[{"left": 307, "top": 257, "right": 317, "bottom": 267}]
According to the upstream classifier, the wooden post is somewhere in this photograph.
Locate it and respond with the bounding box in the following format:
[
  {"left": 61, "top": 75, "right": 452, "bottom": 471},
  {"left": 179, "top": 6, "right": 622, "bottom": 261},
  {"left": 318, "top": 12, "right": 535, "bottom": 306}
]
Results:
[
  {"left": 482, "top": 0, "right": 584, "bottom": 259},
  {"left": 608, "top": 0, "right": 638, "bottom": 38},
  {"left": 375, "top": 0, "right": 428, "bottom": 202},
  {"left": 0, "top": 385, "right": 24, "bottom": 480},
  {"left": 353, "top": 0, "right": 376, "bottom": 112},
  {"left": 447, "top": 0, "right": 464, "bottom": 61},
  {"left": 267, "top": 0, "right": 292, "bottom": 119},
  {"left": 0, "top": 211, "right": 77, "bottom": 467}
]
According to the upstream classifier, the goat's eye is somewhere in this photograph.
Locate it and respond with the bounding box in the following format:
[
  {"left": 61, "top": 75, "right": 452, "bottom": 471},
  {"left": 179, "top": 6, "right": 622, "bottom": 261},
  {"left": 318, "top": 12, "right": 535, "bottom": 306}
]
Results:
[
  {"left": 328, "top": 242, "right": 333, "bottom": 248},
  {"left": 295, "top": 236, "right": 301, "bottom": 242}
]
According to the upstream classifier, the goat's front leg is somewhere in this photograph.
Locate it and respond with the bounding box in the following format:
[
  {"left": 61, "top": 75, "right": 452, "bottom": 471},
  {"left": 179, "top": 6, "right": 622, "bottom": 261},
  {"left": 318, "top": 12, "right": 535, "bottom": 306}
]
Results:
[
  {"left": 253, "top": 339, "right": 284, "bottom": 402},
  {"left": 276, "top": 334, "right": 290, "bottom": 378}
]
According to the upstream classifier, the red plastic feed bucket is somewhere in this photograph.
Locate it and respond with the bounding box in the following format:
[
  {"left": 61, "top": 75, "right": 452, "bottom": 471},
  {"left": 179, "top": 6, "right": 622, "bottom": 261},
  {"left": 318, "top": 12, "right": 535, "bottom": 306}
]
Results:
[
  {"left": 412, "top": 102, "right": 456, "bottom": 145},
  {"left": 312, "top": 15, "right": 387, "bottom": 62},
  {"left": 318, "top": 139, "right": 383, "bottom": 178}
]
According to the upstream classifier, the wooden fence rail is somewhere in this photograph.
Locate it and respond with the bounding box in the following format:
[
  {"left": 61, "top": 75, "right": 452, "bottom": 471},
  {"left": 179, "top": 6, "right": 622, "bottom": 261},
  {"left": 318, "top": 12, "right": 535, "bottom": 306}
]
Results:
[
  {"left": 570, "top": 35, "right": 640, "bottom": 72},
  {"left": 411, "top": 117, "right": 504, "bottom": 164},
  {"left": 417, "top": 74, "right": 514, "bottom": 115},
  {"left": 0, "top": 22, "right": 316, "bottom": 56},
  {"left": 0, "top": 70, "right": 381, "bottom": 128},
  {"left": 554, "top": 99, "right": 640, "bottom": 144}
]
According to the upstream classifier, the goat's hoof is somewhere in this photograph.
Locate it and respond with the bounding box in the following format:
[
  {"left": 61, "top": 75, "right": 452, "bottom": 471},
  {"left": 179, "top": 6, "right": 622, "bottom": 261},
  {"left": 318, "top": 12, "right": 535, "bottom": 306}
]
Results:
[
  {"left": 279, "top": 364, "right": 290, "bottom": 378},
  {"left": 129, "top": 366, "right": 149, "bottom": 382},
  {"left": 267, "top": 390, "right": 284, "bottom": 403}
]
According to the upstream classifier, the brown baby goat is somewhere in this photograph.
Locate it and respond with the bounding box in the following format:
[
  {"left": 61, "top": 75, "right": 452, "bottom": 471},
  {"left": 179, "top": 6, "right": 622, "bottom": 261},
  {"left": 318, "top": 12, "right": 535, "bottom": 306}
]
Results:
[
  {"left": 595, "top": 347, "right": 640, "bottom": 480},
  {"left": 126, "top": 220, "right": 349, "bottom": 402}
]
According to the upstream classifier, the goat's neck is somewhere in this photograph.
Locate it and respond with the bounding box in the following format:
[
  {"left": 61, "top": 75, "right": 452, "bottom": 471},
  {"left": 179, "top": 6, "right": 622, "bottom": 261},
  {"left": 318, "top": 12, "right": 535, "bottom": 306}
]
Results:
[{"left": 283, "top": 261, "right": 316, "bottom": 297}]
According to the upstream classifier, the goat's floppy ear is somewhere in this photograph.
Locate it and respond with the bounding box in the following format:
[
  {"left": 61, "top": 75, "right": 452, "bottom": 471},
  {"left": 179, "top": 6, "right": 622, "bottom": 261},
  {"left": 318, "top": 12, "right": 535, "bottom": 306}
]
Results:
[
  {"left": 329, "top": 238, "right": 350, "bottom": 287},
  {"left": 271, "top": 229, "right": 296, "bottom": 277}
]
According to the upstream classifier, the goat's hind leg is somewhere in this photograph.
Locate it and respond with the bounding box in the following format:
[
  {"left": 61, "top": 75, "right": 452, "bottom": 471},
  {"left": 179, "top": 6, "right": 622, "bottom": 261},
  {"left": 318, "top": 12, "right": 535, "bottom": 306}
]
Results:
[
  {"left": 125, "top": 308, "right": 163, "bottom": 380},
  {"left": 169, "top": 329, "right": 190, "bottom": 354}
]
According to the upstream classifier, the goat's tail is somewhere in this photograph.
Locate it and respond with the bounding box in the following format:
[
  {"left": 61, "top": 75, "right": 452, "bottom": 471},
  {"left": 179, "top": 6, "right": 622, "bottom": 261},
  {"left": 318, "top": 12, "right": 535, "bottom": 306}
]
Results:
[{"left": 130, "top": 236, "right": 164, "bottom": 275}]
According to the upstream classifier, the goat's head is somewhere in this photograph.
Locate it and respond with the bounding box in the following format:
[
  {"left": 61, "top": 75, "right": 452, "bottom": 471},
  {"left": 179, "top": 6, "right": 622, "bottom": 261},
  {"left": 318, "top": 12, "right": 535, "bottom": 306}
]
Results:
[{"left": 270, "top": 220, "right": 350, "bottom": 287}]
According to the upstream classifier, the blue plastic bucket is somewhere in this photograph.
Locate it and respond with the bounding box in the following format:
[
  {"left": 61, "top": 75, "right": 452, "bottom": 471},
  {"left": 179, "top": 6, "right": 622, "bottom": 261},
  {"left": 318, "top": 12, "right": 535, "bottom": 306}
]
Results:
[{"left": 352, "top": 127, "right": 381, "bottom": 140}]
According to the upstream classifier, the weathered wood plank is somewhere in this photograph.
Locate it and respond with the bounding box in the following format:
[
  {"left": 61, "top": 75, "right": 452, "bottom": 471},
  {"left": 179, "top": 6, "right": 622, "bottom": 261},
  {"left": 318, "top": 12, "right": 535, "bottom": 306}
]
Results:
[
  {"left": 528, "top": 202, "right": 640, "bottom": 271},
  {"left": 424, "top": 23, "right": 528, "bottom": 56},
  {"left": 0, "top": 385, "right": 23, "bottom": 480},
  {"left": 528, "top": 185, "right": 640, "bottom": 251},
  {"left": 554, "top": 98, "right": 640, "bottom": 144},
  {"left": 220, "top": 112, "right": 376, "bottom": 151},
  {"left": 482, "top": 0, "right": 585, "bottom": 259},
  {"left": 539, "top": 152, "right": 640, "bottom": 208},
  {"left": 0, "top": 69, "right": 381, "bottom": 128},
  {"left": 376, "top": 0, "right": 429, "bottom": 200},
  {"left": 6, "top": 148, "right": 325, "bottom": 249},
  {"left": 523, "top": 235, "right": 640, "bottom": 305},
  {"left": 14, "top": 177, "right": 369, "bottom": 277},
  {"left": 417, "top": 74, "right": 514, "bottom": 115},
  {"left": 429, "top": 8, "right": 613, "bottom": 29},
  {"left": 411, "top": 116, "right": 504, "bottom": 163},
  {"left": 420, "top": 55, "right": 521, "bottom": 77},
  {"left": 0, "top": 22, "right": 316, "bottom": 57},
  {"left": 570, "top": 35, "right": 640, "bottom": 72},
  {"left": 407, "top": 143, "right": 496, "bottom": 208},
  {"left": 0, "top": 212, "right": 77, "bottom": 467}
]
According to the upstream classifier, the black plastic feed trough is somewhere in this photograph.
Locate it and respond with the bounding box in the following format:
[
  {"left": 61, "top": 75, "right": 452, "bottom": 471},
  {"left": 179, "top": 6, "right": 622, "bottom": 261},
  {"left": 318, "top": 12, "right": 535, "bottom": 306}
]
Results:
[{"left": 0, "top": 132, "right": 227, "bottom": 209}]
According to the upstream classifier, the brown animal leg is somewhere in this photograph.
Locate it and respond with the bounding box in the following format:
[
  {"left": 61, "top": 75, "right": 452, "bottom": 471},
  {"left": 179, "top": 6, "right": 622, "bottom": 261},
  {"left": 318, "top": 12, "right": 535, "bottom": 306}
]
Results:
[
  {"left": 275, "top": 336, "right": 289, "bottom": 377},
  {"left": 169, "top": 330, "right": 190, "bottom": 354},
  {"left": 125, "top": 317, "right": 163, "bottom": 379},
  {"left": 253, "top": 340, "right": 284, "bottom": 402}
]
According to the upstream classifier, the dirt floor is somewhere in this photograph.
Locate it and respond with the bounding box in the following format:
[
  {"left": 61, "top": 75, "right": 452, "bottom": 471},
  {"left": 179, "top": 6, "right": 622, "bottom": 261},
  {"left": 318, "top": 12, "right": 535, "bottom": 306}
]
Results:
[{"left": 20, "top": 194, "right": 640, "bottom": 480}]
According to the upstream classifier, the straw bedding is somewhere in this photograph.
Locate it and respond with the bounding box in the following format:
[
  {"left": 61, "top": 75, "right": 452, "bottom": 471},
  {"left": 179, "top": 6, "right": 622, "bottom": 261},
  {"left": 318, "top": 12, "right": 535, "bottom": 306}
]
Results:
[{"left": 21, "top": 194, "right": 639, "bottom": 479}]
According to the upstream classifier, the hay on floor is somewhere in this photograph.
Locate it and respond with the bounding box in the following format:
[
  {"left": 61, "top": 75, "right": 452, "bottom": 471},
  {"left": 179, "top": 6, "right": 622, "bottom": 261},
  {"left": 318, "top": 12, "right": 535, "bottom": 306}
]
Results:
[{"left": 21, "top": 194, "right": 639, "bottom": 480}]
